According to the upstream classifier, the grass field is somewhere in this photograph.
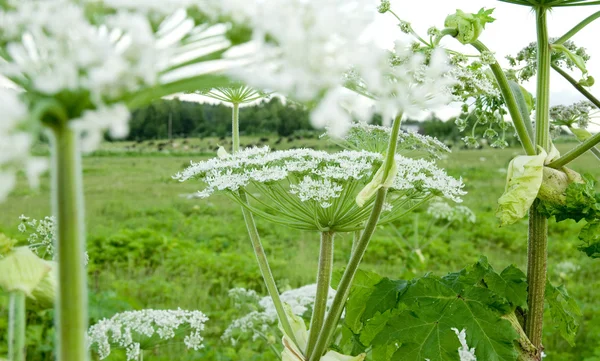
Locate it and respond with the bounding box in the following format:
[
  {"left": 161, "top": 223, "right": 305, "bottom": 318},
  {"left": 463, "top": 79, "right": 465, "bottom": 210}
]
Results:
[{"left": 1, "top": 138, "right": 599, "bottom": 360}]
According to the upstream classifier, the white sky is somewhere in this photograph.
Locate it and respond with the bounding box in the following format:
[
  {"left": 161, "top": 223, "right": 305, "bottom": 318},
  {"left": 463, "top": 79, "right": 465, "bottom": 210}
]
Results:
[{"left": 375, "top": 0, "right": 600, "bottom": 120}]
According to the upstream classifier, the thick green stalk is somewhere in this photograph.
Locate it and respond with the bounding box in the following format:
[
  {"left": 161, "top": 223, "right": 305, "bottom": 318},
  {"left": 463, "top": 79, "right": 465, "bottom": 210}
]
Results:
[
  {"left": 306, "top": 232, "right": 335, "bottom": 359},
  {"left": 535, "top": 8, "right": 552, "bottom": 153},
  {"left": 526, "top": 8, "right": 551, "bottom": 355},
  {"left": 553, "top": 10, "right": 600, "bottom": 45},
  {"left": 232, "top": 103, "right": 240, "bottom": 152},
  {"left": 308, "top": 115, "right": 403, "bottom": 361},
  {"left": 230, "top": 103, "right": 295, "bottom": 343},
  {"left": 8, "top": 291, "right": 26, "bottom": 361},
  {"left": 526, "top": 200, "right": 548, "bottom": 353},
  {"left": 52, "top": 125, "right": 88, "bottom": 361},
  {"left": 548, "top": 131, "right": 600, "bottom": 168},
  {"left": 471, "top": 41, "right": 537, "bottom": 156}
]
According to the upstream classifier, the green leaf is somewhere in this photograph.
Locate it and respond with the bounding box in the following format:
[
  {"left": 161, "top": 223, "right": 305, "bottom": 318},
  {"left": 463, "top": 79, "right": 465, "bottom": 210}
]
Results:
[
  {"left": 484, "top": 265, "right": 528, "bottom": 311},
  {"left": 496, "top": 150, "right": 547, "bottom": 226},
  {"left": 370, "top": 275, "right": 519, "bottom": 361},
  {"left": 545, "top": 282, "right": 581, "bottom": 346},
  {"left": 363, "top": 279, "right": 408, "bottom": 321},
  {"left": 578, "top": 220, "right": 600, "bottom": 258},
  {"left": 552, "top": 44, "right": 589, "bottom": 78},
  {"left": 342, "top": 269, "right": 383, "bottom": 334}
]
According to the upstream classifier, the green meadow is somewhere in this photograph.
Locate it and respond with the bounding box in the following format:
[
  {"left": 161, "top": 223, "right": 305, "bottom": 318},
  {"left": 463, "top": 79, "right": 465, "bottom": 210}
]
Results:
[{"left": 1, "top": 139, "right": 599, "bottom": 361}]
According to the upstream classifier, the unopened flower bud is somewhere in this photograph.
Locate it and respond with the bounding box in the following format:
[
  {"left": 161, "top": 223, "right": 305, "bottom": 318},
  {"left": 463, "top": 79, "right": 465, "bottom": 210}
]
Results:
[
  {"left": 377, "top": 0, "right": 390, "bottom": 13},
  {"left": 444, "top": 8, "right": 495, "bottom": 45}
]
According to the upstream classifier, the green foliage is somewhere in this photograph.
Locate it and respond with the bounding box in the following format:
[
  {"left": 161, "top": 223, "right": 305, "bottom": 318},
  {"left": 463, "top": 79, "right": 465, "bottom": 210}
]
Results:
[
  {"left": 545, "top": 282, "right": 582, "bottom": 347},
  {"left": 337, "top": 258, "right": 534, "bottom": 361},
  {"left": 538, "top": 175, "right": 600, "bottom": 258},
  {"left": 444, "top": 8, "right": 495, "bottom": 45}
]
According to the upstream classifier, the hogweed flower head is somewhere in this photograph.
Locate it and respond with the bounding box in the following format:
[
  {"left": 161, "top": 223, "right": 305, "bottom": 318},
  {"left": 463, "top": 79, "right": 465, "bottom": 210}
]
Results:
[
  {"left": 88, "top": 308, "right": 208, "bottom": 360},
  {"left": 329, "top": 122, "right": 450, "bottom": 158},
  {"left": 550, "top": 101, "right": 596, "bottom": 129},
  {"left": 175, "top": 147, "right": 465, "bottom": 232},
  {"left": 452, "top": 328, "right": 477, "bottom": 361},
  {"left": 426, "top": 201, "right": 476, "bottom": 224}
]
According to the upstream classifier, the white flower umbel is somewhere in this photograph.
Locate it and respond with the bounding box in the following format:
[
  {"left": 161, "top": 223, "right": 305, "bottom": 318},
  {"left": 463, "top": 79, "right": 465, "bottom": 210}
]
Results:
[
  {"left": 452, "top": 328, "right": 477, "bottom": 361},
  {"left": 223, "top": 284, "right": 336, "bottom": 346},
  {"left": 88, "top": 309, "right": 209, "bottom": 360},
  {"left": 331, "top": 122, "right": 451, "bottom": 158},
  {"left": 175, "top": 147, "right": 465, "bottom": 232},
  {"left": 0, "top": 0, "right": 235, "bottom": 156},
  {"left": 426, "top": 201, "right": 476, "bottom": 224}
]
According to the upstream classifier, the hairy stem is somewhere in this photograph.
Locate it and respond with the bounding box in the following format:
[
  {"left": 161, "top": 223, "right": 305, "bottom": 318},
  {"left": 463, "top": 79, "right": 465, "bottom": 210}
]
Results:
[
  {"left": 230, "top": 103, "right": 295, "bottom": 343},
  {"left": 526, "top": 8, "right": 551, "bottom": 356},
  {"left": 306, "top": 232, "right": 335, "bottom": 359},
  {"left": 554, "top": 10, "right": 600, "bottom": 45},
  {"left": 52, "top": 125, "right": 88, "bottom": 361},
  {"left": 526, "top": 200, "right": 548, "bottom": 354},
  {"left": 308, "top": 115, "right": 403, "bottom": 361},
  {"left": 471, "top": 41, "right": 537, "bottom": 155},
  {"left": 232, "top": 102, "right": 240, "bottom": 152},
  {"left": 551, "top": 64, "right": 600, "bottom": 109},
  {"left": 8, "top": 291, "right": 26, "bottom": 361}
]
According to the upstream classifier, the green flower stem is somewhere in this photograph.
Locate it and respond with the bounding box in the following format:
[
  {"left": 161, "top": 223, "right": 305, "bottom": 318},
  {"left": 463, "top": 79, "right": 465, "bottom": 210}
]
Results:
[
  {"left": 232, "top": 103, "right": 240, "bottom": 152},
  {"left": 551, "top": 64, "right": 600, "bottom": 109},
  {"left": 52, "top": 124, "right": 88, "bottom": 361},
  {"left": 351, "top": 230, "right": 361, "bottom": 255},
  {"left": 471, "top": 40, "right": 537, "bottom": 156},
  {"left": 308, "top": 115, "right": 403, "bottom": 361},
  {"left": 230, "top": 102, "right": 296, "bottom": 344},
  {"left": 526, "top": 200, "right": 548, "bottom": 353},
  {"left": 306, "top": 232, "right": 335, "bottom": 359},
  {"left": 238, "top": 190, "right": 296, "bottom": 344},
  {"left": 554, "top": 10, "right": 600, "bottom": 45},
  {"left": 8, "top": 291, "right": 26, "bottom": 361},
  {"left": 526, "top": 8, "right": 551, "bottom": 355},
  {"left": 547, "top": 131, "right": 600, "bottom": 168}
]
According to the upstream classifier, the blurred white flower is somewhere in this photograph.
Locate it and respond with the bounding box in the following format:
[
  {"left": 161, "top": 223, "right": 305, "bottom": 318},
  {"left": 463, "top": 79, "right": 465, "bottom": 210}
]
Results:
[
  {"left": 223, "top": 284, "right": 336, "bottom": 346},
  {"left": 0, "top": 88, "right": 46, "bottom": 201},
  {"left": 427, "top": 201, "right": 476, "bottom": 223},
  {"left": 452, "top": 328, "right": 477, "bottom": 361},
  {"left": 88, "top": 308, "right": 208, "bottom": 360}
]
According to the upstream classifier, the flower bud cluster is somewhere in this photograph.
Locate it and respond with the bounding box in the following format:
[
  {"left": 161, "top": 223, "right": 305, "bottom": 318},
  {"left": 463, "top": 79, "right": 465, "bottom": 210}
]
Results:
[
  {"left": 426, "top": 201, "right": 476, "bottom": 224},
  {"left": 88, "top": 309, "right": 208, "bottom": 360}
]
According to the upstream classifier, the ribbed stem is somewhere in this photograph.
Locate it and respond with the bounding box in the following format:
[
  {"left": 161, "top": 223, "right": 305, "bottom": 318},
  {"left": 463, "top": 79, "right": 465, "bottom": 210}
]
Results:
[
  {"left": 232, "top": 102, "right": 240, "bottom": 152},
  {"left": 308, "top": 115, "right": 403, "bottom": 361},
  {"left": 535, "top": 8, "right": 551, "bottom": 153},
  {"left": 8, "top": 291, "right": 26, "bottom": 361},
  {"left": 525, "top": 7, "right": 551, "bottom": 356},
  {"left": 526, "top": 200, "right": 548, "bottom": 353},
  {"left": 306, "top": 232, "right": 335, "bottom": 359},
  {"left": 52, "top": 125, "right": 88, "bottom": 361},
  {"left": 230, "top": 103, "right": 295, "bottom": 343}
]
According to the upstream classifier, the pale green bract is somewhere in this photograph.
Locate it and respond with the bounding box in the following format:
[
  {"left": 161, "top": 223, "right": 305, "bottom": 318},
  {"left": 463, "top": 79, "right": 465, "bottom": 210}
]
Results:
[
  {"left": 496, "top": 149, "right": 547, "bottom": 226},
  {"left": 281, "top": 306, "right": 366, "bottom": 361}
]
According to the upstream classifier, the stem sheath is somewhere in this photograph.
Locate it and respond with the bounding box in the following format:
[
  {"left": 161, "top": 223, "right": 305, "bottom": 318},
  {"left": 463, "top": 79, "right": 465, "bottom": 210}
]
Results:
[
  {"left": 8, "top": 291, "right": 26, "bottom": 361},
  {"left": 52, "top": 125, "right": 88, "bottom": 361},
  {"left": 306, "top": 232, "right": 335, "bottom": 359}
]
